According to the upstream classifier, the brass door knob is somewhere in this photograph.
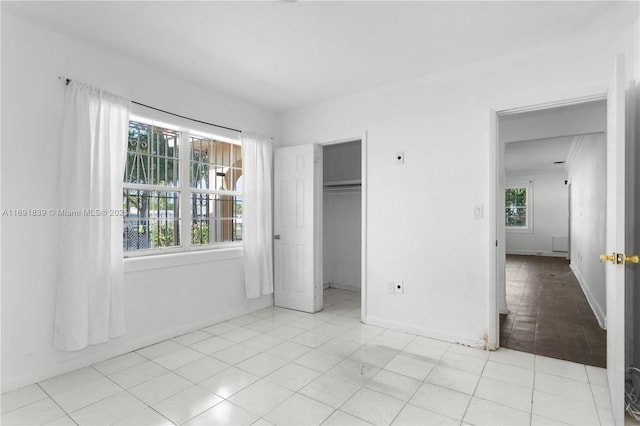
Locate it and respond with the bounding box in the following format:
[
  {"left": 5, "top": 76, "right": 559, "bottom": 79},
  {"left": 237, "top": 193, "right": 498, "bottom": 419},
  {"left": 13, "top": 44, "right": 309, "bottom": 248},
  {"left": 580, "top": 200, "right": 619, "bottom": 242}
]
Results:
[
  {"left": 626, "top": 255, "right": 640, "bottom": 264},
  {"left": 600, "top": 254, "right": 615, "bottom": 263},
  {"left": 599, "top": 253, "right": 639, "bottom": 264}
]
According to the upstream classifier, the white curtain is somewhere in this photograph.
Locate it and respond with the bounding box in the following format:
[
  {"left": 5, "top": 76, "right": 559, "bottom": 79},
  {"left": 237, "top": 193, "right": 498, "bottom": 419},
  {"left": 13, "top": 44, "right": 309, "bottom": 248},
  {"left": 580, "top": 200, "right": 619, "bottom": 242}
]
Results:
[
  {"left": 241, "top": 133, "right": 274, "bottom": 299},
  {"left": 54, "top": 82, "right": 130, "bottom": 351}
]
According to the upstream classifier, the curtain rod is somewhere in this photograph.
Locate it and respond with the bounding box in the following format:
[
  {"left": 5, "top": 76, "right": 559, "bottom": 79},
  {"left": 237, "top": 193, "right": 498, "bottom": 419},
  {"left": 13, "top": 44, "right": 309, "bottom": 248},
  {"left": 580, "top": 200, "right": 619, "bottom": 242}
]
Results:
[{"left": 58, "top": 76, "right": 242, "bottom": 134}]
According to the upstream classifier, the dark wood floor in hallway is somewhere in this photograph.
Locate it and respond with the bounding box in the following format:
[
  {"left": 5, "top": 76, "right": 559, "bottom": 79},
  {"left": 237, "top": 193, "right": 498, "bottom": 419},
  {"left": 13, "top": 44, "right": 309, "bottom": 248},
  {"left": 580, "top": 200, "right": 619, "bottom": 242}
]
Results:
[{"left": 500, "top": 254, "right": 606, "bottom": 367}]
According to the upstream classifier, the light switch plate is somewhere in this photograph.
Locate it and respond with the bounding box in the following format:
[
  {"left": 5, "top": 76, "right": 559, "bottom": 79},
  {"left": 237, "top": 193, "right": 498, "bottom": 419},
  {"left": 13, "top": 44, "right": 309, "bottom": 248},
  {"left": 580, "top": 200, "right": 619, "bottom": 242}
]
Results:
[{"left": 473, "top": 204, "right": 484, "bottom": 219}]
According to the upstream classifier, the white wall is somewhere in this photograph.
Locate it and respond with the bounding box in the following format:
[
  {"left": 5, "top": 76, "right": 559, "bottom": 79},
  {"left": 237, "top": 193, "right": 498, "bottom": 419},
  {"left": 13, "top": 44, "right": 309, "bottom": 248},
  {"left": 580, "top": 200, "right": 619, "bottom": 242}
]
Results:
[
  {"left": 505, "top": 171, "right": 569, "bottom": 257},
  {"left": 280, "top": 25, "right": 636, "bottom": 347},
  {"left": 323, "top": 191, "right": 362, "bottom": 292},
  {"left": 1, "top": 13, "right": 279, "bottom": 391},
  {"left": 567, "top": 134, "right": 607, "bottom": 328}
]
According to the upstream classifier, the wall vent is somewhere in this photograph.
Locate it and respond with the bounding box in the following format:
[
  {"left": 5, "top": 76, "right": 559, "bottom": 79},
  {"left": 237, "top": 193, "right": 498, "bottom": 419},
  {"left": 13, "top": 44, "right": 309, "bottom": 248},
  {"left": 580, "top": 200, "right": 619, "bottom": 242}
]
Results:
[{"left": 552, "top": 236, "right": 569, "bottom": 252}]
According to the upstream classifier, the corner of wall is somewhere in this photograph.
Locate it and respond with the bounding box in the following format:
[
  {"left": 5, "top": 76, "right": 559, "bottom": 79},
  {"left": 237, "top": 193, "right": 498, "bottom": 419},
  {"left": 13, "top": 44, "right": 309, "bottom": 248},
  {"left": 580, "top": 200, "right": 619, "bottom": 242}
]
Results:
[{"left": 364, "top": 315, "right": 487, "bottom": 349}]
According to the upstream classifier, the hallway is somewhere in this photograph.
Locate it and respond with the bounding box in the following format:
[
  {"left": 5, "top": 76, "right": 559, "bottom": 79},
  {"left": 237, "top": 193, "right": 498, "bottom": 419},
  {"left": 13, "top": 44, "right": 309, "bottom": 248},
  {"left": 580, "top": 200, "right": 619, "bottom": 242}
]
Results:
[{"left": 500, "top": 255, "right": 606, "bottom": 367}]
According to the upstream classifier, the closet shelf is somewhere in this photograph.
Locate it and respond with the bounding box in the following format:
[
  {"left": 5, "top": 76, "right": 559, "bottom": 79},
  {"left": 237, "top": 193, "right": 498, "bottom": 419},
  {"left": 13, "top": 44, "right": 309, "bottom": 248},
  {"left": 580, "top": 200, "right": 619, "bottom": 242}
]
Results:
[
  {"left": 323, "top": 179, "right": 361, "bottom": 187},
  {"left": 323, "top": 180, "right": 361, "bottom": 192}
]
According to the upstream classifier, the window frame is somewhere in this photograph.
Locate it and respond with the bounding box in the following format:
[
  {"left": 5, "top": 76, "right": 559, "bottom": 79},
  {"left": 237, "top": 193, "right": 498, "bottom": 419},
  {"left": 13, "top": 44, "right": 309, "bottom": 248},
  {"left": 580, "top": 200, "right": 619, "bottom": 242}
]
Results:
[
  {"left": 505, "top": 182, "right": 533, "bottom": 234},
  {"left": 123, "top": 114, "right": 243, "bottom": 258}
]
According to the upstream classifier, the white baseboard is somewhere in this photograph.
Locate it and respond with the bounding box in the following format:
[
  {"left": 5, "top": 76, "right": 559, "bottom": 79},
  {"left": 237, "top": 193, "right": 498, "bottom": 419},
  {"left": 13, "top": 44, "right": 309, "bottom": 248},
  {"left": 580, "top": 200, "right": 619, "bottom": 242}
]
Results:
[
  {"left": 506, "top": 250, "right": 568, "bottom": 258},
  {"left": 327, "top": 282, "right": 361, "bottom": 292},
  {"left": 364, "top": 315, "right": 487, "bottom": 349},
  {"left": 570, "top": 263, "right": 606, "bottom": 329},
  {"left": 2, "top": 296, "right": 273, "bottom": 393}
]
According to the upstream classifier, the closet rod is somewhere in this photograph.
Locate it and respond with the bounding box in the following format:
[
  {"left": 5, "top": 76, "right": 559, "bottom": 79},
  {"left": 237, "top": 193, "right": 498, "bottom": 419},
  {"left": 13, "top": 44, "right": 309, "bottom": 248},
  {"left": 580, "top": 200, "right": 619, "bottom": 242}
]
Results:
[
  {"left": 323, "top": 184, "right": 361, "bottom": 188},
  {"left": 323, "top": 184, "right": 361, "bottom": 192},
  {"left": 58, "top": 76, "right": 242, "bottom": 134}
]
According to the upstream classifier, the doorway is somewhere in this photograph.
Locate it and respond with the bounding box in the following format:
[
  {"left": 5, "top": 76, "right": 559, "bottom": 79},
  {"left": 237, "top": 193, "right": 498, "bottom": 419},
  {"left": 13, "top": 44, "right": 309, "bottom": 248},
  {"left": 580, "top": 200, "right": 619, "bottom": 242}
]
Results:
[
  {"left": 321, "top": 139, "right": 363, "bottom": 316},
  {"left": 494, "top": 98, "right": 608, "bottom": 366},
  {"left": 501, "top": 255, "right": 606, "bottom": 366},
  {"left": 272, "top": 136, "right": 367, "bottom": 318}
]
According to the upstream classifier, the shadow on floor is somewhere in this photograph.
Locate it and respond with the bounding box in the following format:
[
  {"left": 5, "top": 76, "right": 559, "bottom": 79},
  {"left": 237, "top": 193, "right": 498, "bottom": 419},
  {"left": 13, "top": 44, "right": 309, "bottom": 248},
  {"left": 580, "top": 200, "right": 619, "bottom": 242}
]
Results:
[{"left": 500, "top": 254, "right": 606, "bottom": 368}]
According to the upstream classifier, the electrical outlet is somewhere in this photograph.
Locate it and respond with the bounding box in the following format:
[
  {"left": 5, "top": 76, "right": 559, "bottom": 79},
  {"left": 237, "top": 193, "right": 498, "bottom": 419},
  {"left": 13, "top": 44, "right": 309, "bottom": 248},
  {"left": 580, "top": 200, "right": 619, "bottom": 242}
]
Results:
[
  {"left": 387, "top": 282, "right": 395, "bottom": 294},
  {"left": 395, "top": 281, "right": 404, "bottom": 294}
]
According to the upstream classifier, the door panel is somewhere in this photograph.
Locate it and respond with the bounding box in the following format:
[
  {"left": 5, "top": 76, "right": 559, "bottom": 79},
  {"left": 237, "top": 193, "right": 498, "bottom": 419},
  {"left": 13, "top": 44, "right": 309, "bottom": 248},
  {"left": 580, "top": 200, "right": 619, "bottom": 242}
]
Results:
[
  {"left": 628, "top": 80, "right": 640, "bottom": 396},
  {"left": 605, "top": 53, "right": 627, "bottom": 424},
  {"left": 273, "top": 144, "right": 322, "bottom": 313}
]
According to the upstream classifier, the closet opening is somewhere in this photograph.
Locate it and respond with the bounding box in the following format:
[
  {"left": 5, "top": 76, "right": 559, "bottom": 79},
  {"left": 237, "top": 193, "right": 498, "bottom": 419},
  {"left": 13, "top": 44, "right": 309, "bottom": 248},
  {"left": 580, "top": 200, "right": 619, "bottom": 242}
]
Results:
[{"left": 322, "top": 139, "right": 362, "bottom": 314}]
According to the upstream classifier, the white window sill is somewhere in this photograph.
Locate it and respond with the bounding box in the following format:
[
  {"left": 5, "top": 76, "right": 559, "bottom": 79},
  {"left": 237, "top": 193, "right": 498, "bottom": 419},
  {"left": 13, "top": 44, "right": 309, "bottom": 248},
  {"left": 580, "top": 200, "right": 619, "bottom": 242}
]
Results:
[{"left": 124, "top": 247, "right": 243, "bottom": 273}]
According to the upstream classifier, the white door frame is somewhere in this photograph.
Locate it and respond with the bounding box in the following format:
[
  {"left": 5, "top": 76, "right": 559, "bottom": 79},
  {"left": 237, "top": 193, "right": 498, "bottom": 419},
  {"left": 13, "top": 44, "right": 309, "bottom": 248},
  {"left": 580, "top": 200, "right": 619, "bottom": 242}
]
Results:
[
  {"left": 318, "top": 132, "right": 368, "bottom": 321},
  {"left": 488, "top": 89, "right": 607, "bottom": 349}
]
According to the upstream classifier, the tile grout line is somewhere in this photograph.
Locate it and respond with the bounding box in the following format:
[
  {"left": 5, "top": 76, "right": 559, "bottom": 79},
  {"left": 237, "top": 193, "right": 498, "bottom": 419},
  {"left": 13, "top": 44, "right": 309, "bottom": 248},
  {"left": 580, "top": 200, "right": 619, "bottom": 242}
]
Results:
[
  {"left": 460, "top": 351, "right": 490, "bottom": 425},
  {"left": 530, "top": 357, "right": 536, "bottom": 426},
  {"left": 89, "top": 363, "right": 176, "bottom": 425},
  {"left": 132, "top": 307, "right": 347, "bottom": 425},
  {"left": 35, "top": 382, "right": 79, "bottom": 425},
  {"left": 243, "top": 303, "right": 370, "bottom": 425},
  {"left": 586, "top": 364, "right": 605, "bottom": 426},
  {"left": 228, "top": 302, "right": 367, "bottom": 424},
  {"left": 104, "top": 365, "right": 182, "bottom": 425},
  {"left": 0, "top": 385, "right": 49, "bottom": 418}
]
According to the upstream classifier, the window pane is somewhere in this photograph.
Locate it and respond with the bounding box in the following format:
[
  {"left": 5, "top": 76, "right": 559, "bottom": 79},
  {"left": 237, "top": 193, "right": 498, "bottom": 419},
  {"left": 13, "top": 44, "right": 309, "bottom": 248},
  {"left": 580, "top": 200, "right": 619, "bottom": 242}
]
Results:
[
  {"left": 505, "top": 207, "right": 527, "bottom": 226},
  {"left": 505, "top": 187, "right": 527, "bottom": 227},
  {"left": 191, "top": 193, "right": 243, "bottom": 245},
  {"left": 123, "top": 189, "right": 181, "bottom": 251},
  {"left": 227, "top": 168, "right": 243, "bottom": 191},
  {"left": 125, "top": 121, "right": 180, "bottom": 186},
  {"left": 189, "top": 138, "right": 242, "bottom": 190},
  {"left": 505, "top": 188, "right": 526, "bottom": 207}
]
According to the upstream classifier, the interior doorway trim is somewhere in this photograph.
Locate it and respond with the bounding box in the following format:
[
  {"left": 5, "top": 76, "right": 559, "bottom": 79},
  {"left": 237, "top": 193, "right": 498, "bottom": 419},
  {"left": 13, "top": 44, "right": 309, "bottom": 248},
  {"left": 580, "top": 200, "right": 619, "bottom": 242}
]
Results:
[
  {"left": 319, "top": 132, "right": 368, "bottom": 322},
  {"left": 488, "top": 90, "right": 607, "bottom": 350}
]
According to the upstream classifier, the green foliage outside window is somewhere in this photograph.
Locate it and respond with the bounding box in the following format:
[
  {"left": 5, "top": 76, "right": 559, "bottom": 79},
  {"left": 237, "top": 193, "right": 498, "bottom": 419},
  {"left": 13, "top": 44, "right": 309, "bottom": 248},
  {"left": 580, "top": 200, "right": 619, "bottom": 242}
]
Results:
[
  {"left": 150, "top": 222, "right": 177, "bottom": 247},
  {"left": 505, "top": 187, "right": 527, "bottom": 227}
]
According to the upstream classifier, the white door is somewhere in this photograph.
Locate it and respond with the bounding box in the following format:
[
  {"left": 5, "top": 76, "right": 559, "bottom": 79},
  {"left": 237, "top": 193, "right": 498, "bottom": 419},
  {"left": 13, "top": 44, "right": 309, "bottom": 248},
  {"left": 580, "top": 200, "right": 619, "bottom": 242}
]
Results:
[
  {"left": 273, "top": 144, "right": 323, "bottom": 313},
  {"left": 604, "top": 53, "right": 631, "bottom": 424}
]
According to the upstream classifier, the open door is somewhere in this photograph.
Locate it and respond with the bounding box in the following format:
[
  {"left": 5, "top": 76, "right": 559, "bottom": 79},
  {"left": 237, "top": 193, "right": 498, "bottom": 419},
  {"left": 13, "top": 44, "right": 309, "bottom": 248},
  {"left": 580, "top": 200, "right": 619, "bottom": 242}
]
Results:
[
  {"left": 602, "top": 53, "right": 638, "bottom": 424},
  {"left": 273, "top": 144, "right": 323, "bottom": 313}
]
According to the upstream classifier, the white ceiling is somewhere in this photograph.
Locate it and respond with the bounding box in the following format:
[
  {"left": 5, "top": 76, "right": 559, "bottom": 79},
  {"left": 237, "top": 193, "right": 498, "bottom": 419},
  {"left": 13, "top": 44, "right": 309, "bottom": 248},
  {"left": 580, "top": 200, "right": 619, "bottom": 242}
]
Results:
[
  {"left": 503, "top": 99, "right": 606, "bottom": 173},
  {"left": 505, "top": 136, "right": 576, "bottom": 174},
  {"left": 3, "top": 1, "right": 638, "bottom": 112}
]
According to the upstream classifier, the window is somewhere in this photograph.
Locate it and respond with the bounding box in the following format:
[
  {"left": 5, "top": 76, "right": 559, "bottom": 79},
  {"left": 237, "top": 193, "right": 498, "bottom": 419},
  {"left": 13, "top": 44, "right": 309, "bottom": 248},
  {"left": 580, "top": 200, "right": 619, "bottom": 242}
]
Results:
[
  {"left": 123, "top": 116, "right": 242, "bottom": 256},
  {"left": 505, "top": 183, "right": 532, "bottom": 233}
]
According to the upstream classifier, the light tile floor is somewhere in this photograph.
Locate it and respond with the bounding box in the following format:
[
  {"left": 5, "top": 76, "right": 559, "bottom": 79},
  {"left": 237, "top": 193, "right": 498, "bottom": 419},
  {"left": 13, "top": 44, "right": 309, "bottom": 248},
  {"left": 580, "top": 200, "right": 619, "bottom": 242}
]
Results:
[{"left": 2, "top": 289, "right": 614, "bottom": 425}]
